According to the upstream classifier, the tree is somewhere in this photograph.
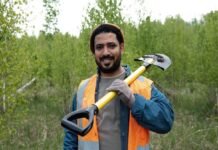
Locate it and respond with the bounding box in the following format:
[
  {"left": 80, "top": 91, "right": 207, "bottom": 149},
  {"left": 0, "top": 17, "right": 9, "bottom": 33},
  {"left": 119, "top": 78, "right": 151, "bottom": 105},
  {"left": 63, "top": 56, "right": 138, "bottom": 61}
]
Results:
[
  {"left": 0, "top": 0, "right": 27, "bottom": 112},
  {"left": 82, "top": 0, "right": 124, "bottom": 30},
  {"left": 0, "top": 0, "right": 29, "bottom": 139},
  {"left": 43, "top": 0, "right": 59, "bottom": 34},
  {"left": 197, "top": 11, "right": 218, "bottom": 87}
]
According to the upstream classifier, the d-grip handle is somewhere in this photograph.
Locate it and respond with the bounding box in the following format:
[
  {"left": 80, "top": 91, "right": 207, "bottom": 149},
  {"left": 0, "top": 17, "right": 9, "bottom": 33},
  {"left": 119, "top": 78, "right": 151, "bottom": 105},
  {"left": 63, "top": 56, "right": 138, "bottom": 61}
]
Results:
[{"left": 61, "top": 105, "right": 98, "bottom": 136}]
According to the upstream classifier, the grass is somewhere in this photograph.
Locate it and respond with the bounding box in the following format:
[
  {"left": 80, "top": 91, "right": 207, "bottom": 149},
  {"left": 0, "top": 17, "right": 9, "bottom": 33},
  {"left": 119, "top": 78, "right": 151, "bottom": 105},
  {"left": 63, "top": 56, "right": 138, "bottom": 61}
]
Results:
[
  {"left": 0, "top": 89, "right": 65, "bottom": 150},
  {"left": 150, "top": 83, "right": 218, "bottom": 150},
  {"left": 151, "top": 110, "right": 218, "bottom": 150}
]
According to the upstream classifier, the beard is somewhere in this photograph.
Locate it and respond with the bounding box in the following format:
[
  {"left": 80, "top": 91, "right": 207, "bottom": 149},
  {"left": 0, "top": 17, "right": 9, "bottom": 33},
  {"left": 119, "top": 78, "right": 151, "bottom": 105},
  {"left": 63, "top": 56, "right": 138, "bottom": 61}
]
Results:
[{"left": 95, "top": 53, "right": 121, "bottom": 73}]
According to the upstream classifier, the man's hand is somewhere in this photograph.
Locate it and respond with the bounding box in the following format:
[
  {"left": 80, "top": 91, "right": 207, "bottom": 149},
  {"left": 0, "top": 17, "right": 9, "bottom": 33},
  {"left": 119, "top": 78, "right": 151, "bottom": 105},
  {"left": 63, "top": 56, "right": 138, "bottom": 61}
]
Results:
[{"left": 106, "top": 79, "right": 135, "bottom": 107}]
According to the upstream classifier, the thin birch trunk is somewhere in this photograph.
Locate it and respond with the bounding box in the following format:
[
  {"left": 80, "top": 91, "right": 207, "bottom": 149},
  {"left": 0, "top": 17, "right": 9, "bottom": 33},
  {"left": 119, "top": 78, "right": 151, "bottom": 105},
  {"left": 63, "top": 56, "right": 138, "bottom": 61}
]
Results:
[{"left": 2, "top": 79, "right": 6, "bottom": 112}]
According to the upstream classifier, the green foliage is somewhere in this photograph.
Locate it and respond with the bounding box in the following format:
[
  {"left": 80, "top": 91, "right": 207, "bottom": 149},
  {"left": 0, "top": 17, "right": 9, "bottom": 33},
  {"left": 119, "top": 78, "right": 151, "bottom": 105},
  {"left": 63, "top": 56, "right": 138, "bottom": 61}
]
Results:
[
  {"left": 43, "top": 0, "right": 59, "bottom": 34},
  {"left": 0, "top": 94, "right": 63, "bottom": 149},
  {"left": 1, "top": 0, "right": 218, "bottom": 149},
  {"left": 0, "top": 0, "right": 30, "bottom": 141},
  {"left": 195, "top": 11, "right": 218, "bottom": 87},
  {"left": 82, "top": 0, "right": 124, "bottom": 30},
  {"left": 150, "top": 111, "right": 218, "bottom": 150}
]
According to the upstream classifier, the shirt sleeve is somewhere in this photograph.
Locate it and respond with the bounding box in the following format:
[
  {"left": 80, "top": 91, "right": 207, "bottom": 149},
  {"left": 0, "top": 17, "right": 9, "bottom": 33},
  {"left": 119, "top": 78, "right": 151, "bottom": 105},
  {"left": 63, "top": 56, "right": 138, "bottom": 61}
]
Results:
[
  {"left": 131, "top": 84, "right": 174, "bottom": 133},
  {"left": 63, "top": 94, "right": 78, "bottom": 150}
]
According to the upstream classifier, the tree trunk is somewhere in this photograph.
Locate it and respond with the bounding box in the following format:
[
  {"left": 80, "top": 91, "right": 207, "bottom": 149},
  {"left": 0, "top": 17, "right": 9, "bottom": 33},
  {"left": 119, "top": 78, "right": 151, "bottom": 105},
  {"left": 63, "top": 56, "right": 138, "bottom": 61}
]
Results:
[{"left": 2, "top": 79, "right": 6, "bottom": 112}]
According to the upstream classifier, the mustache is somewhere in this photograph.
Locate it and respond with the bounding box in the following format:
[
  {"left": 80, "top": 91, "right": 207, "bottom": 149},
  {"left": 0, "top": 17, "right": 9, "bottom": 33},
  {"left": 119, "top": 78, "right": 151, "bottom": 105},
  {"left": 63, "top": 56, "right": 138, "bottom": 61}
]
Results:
[{"left": 100, "top": 55, "right": 114, "bottom": 61}]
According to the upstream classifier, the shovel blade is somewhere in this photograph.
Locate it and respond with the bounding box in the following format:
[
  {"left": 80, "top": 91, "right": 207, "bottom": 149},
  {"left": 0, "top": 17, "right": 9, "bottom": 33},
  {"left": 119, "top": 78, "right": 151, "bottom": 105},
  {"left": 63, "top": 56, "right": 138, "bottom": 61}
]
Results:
[{"left": 135, "top": 53, "right": 172, "bottom": 70}]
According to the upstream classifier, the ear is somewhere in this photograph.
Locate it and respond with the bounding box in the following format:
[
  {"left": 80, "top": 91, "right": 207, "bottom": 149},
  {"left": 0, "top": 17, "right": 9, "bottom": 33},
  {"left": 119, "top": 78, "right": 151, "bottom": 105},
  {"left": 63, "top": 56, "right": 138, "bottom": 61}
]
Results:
[{"left": 120, "top": 43, "right": 124, "bottom": 54}]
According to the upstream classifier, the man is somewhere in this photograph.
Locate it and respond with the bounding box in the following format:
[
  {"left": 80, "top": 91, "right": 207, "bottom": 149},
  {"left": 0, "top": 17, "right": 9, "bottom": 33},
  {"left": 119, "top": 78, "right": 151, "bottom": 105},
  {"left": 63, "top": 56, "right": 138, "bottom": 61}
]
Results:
[{"left": 63, "top": 23, "right": 174, "bottom": 150}]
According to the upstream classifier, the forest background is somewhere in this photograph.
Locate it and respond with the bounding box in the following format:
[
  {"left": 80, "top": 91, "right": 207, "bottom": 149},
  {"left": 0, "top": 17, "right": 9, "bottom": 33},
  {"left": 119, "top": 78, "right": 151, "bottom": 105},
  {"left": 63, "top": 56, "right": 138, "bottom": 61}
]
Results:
[{"left": 0, "top": 0, "right": 218, "bottom": 149}]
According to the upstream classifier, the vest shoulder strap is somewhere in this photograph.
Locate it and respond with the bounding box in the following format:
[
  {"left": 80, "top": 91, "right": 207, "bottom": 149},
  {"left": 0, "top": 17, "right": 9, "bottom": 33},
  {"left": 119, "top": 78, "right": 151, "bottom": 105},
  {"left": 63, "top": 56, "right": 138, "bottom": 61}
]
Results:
[
  {"left": 77, "top": 75, "right": 97, "bottom": 109},
  {"left": 77, "top": 78, "right": 90, "bottom": 109}
]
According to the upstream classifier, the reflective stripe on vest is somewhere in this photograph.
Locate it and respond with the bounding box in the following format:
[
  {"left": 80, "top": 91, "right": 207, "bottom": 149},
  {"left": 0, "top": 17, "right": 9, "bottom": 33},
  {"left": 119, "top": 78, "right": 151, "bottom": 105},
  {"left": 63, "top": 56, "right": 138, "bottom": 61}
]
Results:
[
  {"left": 78, "top": 140, "right": 99, "bottom": 150},
  {"left": 76, "top": 74, "right": 153, "bottom": 150}
]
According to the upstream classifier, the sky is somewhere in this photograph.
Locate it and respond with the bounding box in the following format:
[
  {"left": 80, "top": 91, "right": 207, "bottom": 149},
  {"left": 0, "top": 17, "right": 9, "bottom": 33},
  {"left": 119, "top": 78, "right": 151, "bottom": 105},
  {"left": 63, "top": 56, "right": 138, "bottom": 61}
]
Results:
[{"left": 24, "top": 0, "right": 218, "bottom": 37}]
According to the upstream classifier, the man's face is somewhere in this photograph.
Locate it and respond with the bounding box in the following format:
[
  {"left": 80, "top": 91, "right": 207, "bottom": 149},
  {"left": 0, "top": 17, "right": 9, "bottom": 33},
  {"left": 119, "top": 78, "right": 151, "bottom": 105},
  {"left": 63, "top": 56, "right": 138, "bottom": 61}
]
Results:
[{"left": 94, "top": 32, "right": 124, "bottom": 73}]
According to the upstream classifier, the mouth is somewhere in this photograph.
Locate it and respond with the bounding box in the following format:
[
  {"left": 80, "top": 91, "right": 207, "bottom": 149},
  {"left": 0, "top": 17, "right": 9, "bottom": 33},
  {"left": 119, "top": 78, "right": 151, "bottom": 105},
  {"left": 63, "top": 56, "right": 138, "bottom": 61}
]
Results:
[
  {"left": 102, "top": 58, "right": 112, "bottom": 64},
  {"left": 100, "top": 57, "right": 114, "bottom": 66}
]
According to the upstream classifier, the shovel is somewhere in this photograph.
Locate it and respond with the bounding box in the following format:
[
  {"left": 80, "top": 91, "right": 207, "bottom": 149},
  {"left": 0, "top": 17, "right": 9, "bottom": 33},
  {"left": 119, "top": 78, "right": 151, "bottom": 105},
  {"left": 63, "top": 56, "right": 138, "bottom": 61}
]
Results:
[{"left": 61, "top": 53, "right": 171, "bottom": 136}]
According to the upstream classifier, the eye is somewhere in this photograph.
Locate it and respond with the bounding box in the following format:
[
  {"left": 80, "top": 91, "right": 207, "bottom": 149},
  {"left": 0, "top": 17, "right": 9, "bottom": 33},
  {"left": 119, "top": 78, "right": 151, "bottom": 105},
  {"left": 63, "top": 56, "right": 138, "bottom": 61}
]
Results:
[
  {"left": 107, "top": 43, "right": 117, "bottom": 49},
  {"left": 95, "top": 44, "right": 104, "bottom": 51}
]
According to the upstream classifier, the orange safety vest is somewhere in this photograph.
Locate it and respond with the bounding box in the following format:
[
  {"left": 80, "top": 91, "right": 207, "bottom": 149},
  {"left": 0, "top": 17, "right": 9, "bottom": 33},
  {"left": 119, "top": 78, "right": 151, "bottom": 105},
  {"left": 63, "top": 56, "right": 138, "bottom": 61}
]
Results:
[{"left": 76, "top": 74, "right": 153, "bottom": 150}]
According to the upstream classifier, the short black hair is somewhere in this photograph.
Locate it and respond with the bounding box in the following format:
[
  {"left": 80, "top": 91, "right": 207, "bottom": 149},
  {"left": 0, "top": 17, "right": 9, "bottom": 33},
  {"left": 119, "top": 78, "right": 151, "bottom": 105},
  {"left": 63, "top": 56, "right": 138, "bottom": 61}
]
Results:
[{"left": 90, "top": 23, "right": 124, "bottom": 53}]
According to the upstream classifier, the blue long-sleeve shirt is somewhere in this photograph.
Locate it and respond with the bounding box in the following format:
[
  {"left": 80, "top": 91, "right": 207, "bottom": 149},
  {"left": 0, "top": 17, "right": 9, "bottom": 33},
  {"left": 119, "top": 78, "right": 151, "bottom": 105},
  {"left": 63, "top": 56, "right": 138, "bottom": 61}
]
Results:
[{"left": 63, "top": 85, "right": 174, "bottom": 150}]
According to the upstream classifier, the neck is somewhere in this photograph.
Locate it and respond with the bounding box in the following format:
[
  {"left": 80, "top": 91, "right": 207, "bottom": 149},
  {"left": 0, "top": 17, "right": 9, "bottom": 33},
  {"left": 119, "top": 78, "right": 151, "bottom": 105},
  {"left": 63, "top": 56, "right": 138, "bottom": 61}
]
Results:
[{"left": 100, "top": 66, "right": 124, "bottom": 78}]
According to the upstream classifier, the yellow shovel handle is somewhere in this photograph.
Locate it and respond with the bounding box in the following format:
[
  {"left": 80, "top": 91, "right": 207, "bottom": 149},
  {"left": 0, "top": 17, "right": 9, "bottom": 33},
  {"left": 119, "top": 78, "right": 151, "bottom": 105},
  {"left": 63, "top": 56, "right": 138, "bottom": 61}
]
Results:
[{"left": 95, "top": 66, "right": 146, "bottom": 110}]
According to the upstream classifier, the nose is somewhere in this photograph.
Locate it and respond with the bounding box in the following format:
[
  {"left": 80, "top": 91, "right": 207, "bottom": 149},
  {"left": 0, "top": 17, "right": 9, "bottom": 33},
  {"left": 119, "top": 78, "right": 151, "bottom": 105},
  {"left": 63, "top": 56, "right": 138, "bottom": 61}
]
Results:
[{"left": 102, "top": 45, "right": 110, "bottom": 55}]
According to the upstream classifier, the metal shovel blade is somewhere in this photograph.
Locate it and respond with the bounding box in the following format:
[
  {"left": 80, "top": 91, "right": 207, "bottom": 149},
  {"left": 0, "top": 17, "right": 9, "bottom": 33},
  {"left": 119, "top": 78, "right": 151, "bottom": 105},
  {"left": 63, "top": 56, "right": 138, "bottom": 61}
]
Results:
[{"left": 134, "top": 53, "right": 172, "bottom": 70}]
